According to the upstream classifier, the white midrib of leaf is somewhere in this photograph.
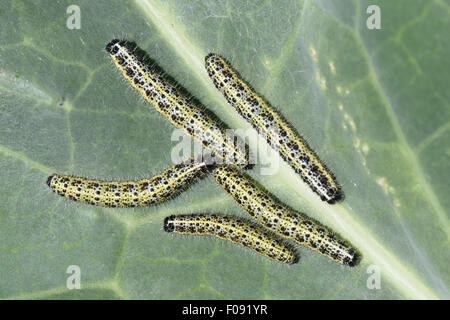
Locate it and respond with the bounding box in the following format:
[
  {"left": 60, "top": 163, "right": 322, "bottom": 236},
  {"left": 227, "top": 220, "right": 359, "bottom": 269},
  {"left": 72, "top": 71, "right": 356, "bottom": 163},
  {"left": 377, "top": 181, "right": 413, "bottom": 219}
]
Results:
[{"left": 134, "top": 0, "right": 440, "bottom": 299}]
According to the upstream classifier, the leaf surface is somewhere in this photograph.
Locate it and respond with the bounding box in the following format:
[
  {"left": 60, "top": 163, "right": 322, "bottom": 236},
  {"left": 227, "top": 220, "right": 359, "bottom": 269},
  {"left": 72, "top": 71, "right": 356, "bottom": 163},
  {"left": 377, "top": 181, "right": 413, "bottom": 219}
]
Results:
[{"left": 0, "top": 0, "right": 448, "bottom": 299}]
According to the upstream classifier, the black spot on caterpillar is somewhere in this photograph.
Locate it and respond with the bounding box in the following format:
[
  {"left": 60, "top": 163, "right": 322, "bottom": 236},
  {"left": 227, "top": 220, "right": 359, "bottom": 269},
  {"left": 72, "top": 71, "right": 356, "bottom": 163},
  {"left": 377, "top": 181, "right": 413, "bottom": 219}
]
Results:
[
  {"left": 46, "top": 158, "right": 208, "bottom": 208},
  {"left": 106, "top": 40, "right": 251, "bottom": 167},
  {"left": 205, "top": 53, "right": 342, "bottom": 203},
  {"left": 210, "top": 165, "right": 359, "bottom": 266},
  {"left": 164, "top": 213, "right": 297, "bottom": 264}
]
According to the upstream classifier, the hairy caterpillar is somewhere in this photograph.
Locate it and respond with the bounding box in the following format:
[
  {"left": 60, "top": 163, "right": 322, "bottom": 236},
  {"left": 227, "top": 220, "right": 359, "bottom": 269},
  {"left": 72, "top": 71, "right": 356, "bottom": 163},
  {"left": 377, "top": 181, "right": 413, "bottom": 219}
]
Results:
[
  {"left": 46, "top": 158, "right": 208, "bottom": 208},
  {"left": 164, "top": 214, "right": 297, "bottom": 264},
  {"left": 210, "top": 165, "right": 358, "bottom": 266},
  {"left": 205, "top": 53, "right": 342, "bottom": 203},
  {"left": 105, "top": 40, "right": 250, "bottom": 167}
]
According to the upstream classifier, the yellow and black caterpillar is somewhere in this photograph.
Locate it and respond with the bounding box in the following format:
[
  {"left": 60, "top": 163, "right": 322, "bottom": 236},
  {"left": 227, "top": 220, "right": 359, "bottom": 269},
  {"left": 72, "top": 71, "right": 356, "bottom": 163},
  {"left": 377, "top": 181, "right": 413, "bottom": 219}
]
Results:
[
  {"left": 210, "top": 165, "right": 358, "bottom": 266},
  {"left": 205, "top": 54, "right": 342, "bottom": 203},
  {"left": 46, "top": 159, "right": 207, "bottom": 208},
  {"left": 164, "top": 214, "right": 297, "bottom": 264},
  {"left": 106, "top": 40, "right": 250, "bottom": 167}
]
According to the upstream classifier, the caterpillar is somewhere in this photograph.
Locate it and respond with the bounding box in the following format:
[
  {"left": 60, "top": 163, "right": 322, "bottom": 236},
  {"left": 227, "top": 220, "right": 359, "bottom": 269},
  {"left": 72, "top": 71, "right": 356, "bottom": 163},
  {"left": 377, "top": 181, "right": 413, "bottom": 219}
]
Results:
[
  {"left": 205, "top": 53, "right": 342, "bottom": 204},
  {"left": 164, "top": 214, "right": 297, "bottom": 264},
  {"left": 105, "top": 40, "right": 250, "bottom": 167},
  {"left": 210, "top": 165, "right": 358, "bottom": 266},
  {"left": 46, "top": 158, "right": 208, "bottom": 208}
]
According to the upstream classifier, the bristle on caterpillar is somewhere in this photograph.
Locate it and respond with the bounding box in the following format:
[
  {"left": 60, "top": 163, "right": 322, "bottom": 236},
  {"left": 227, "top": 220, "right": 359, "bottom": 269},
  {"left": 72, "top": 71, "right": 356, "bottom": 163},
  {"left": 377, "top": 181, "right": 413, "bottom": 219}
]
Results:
[
  {"left": 106, "top": 40, "right": 250, "bottom": 167},
  {"left": 164, "top": 213, "right": 297, "bottom": 264},
  {"left": 210, "top": 165, "right": 359, "bottom": 266},
  {"left": 205, "top": 53, "right": 342, "bottom": 203},
  {"left": 46, "top": 158, "right": 207, "bottom": 208}
]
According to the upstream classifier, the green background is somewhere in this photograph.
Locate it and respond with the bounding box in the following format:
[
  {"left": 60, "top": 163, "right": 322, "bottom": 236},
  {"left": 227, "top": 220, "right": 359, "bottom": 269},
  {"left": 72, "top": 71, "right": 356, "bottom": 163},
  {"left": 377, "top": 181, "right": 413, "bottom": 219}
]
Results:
[{"left": 0, "top": 0, "right": 448, "bottom": 299}]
